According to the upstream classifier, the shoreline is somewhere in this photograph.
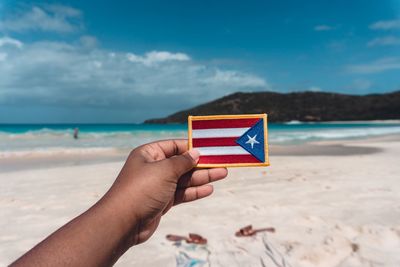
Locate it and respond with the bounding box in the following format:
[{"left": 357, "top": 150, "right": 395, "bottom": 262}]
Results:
[
  {"left": 282, "top": 119, "right": 400, "bottom": 124},
  {"left": 1, "top": 119, "right": 400, "bottom": 126},
  {"left": 1, "top": 134, "right": 399, "bottom": 173}
]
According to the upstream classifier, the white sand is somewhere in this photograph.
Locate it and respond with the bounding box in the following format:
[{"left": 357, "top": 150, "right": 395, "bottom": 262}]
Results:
[{"left": 1, "top": 138, "right": 400, "bottom": 266}]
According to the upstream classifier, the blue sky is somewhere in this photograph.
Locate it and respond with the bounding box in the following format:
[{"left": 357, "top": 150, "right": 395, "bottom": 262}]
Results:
[{"left": 0, "top": 0, "right": 400, "bottom": 123}]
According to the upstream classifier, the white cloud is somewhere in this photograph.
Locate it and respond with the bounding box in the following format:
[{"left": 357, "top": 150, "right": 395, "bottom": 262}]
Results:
[
  {"left": 308, "top": 86, "right": 321, "bottom": 92},
  {"left": 204, "top": 70, "right": 267, "bottom": 87},
  {"left": 0, "top": 3, "right": 271, "bottom": 122},
  {"left": 346, "top": 57, "right": 400, "bottom": 74},
  {"left": 0, "top": 5, "right": 82, "bottom": 33},
  {"left": 0, "top": 52, "right": 7, "bottom": 61},
  {"left": 127, "top": 51, "right": 190, "bottom": 66},
  {"left": 369, "top": 19, "right": 400, "bottom": 30},
  {"left": 350, "top": 79, "right": 372, "bottom": 90},
  {"left": 314, "top": 25, "right": 334, "bottom": 31},
  {"left": 0, "top": 36, "right": 23, "bottom": 48},
  {"left": 80, "top": 35, "right": 98, "bottom": 49},
  {"left": 44, "top": 4, "right": 82, "bottom": 17},
  {"left": 0, "top": 37, "right": 268, "bottom": 121},
  {"left": 367, "top": 36, "right": 400, "bottom": 47}
]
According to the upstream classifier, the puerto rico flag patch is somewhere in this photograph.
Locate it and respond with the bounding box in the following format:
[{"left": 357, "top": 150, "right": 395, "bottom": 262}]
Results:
[{"left": 188, "top": 114, "right": 269, "bottom": 168}]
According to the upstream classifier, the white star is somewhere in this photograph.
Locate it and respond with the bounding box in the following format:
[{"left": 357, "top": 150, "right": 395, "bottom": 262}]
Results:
[{"left": 245, "top": 134, "right": 259, "bottom": 149}]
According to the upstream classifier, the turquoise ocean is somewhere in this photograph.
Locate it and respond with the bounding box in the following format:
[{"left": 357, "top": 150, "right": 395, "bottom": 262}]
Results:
[{"left": 1, "top": 122, "right": 400, "bottom": 157}]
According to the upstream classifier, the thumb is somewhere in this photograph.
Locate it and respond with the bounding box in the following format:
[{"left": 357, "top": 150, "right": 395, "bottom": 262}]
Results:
[{"left": 163, "top": 149, "right": 200, "bottom": 179}]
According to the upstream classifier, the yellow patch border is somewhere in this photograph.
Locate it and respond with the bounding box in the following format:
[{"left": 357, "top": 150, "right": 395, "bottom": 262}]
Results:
[{"left": 188, "top": 114, "right": 270, "bottom": 168}]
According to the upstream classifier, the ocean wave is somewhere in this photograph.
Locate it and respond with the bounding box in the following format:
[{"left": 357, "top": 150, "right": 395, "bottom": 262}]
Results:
[
  {"left": 284, "top": 120, "right": 302, "bottom": 125},
  {"left": 1, "top": 124, "right": 400, "bottom": 157},
  {"left": 0, "top": 147, "right": 120, "bottom": 159},
  {"left": 0, "top": 129, "right": 186, "bottom": 140},
  {"left": 0, "top": 128, "right": 187, "bottom": 155},
  {"left": 269, "top": 126, "right": 400, "bottom": 143}
]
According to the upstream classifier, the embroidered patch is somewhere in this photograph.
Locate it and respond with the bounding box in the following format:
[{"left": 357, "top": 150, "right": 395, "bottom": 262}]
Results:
[{"left": 188, "top": 114, "right": 269, "bottom": 168}]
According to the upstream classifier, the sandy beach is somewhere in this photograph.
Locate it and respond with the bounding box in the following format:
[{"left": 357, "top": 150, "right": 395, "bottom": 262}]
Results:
[{"left": 1, "top": 135, "right": 400, "bottom": 266}]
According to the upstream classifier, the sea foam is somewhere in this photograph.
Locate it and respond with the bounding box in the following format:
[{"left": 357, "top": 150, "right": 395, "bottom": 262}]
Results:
[{"left": 1, "top": 122, "right": 400, "bottom": 158}]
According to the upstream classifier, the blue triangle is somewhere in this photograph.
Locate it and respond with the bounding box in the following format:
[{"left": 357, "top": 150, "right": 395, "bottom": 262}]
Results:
[{"left": 236, "top": 119, "right": 265, "bottom": 162}]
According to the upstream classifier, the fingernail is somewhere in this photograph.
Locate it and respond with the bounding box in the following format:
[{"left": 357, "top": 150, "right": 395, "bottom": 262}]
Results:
[{"left": 188, "top": 149, "right": 200, "bottom": 162}]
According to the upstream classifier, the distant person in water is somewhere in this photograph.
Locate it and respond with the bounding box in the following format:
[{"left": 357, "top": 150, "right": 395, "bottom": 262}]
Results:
[
  {"left": 73, "top": 128, "right": 79, "bottom": 139},
  {"left": 10, "top": 139, "right": 228, "bottom": 267}
]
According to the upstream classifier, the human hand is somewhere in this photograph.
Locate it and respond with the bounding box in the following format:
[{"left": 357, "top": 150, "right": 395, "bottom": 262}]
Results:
[
  {"left": 11, "top": 139, "right": 227, "bottom": 267},
  {"left": 106, "top": 139, "right": 228, "bottom": 246}
]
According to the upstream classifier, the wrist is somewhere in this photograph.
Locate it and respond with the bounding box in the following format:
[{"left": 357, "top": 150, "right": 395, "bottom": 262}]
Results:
[{"left": 98, "top": 188, "right": 140, "bottom": 244}]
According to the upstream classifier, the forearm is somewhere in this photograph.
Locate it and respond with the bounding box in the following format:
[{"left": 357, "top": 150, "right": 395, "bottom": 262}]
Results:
[
  {"left": 11, "top": 191, "right": 137, "bottom": 267},
  {"left": 10, "top": 140, "right": 221, "bottom": 267}
]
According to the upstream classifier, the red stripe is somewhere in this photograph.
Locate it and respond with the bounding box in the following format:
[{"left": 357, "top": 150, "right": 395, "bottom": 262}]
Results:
[
  {"left": 192, "top": 137, "right": 239, "bottom": 147},
  {"left": 192, "top": 118, "right": 260, "bottom": 129},
  {"left": 199, "top": 154, "right": 260, "bottom": 164}
]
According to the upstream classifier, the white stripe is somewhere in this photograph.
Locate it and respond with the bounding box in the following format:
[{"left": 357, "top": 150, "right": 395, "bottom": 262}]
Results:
[
  {"left": 192, "top": 127, "right": 249, "bottom": 138},
  {"left": 196, "top": 146, "right": 250, "bottom": 156}
]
